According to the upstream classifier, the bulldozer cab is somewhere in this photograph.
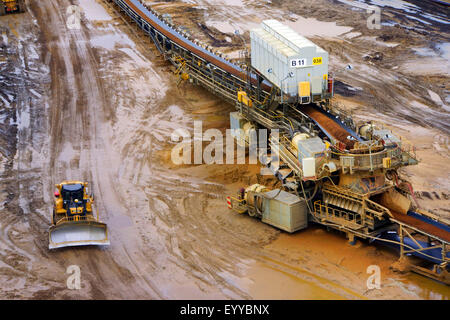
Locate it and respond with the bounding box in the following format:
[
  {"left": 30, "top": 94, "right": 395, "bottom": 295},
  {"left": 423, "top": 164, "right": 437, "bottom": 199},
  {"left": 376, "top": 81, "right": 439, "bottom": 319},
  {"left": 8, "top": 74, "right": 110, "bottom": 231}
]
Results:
[
  {"left": 60, "top": 183, "right": 87, "bottom": 215},
  {"left": 61, "top": 183, "right": 84, "bottom": 202}
]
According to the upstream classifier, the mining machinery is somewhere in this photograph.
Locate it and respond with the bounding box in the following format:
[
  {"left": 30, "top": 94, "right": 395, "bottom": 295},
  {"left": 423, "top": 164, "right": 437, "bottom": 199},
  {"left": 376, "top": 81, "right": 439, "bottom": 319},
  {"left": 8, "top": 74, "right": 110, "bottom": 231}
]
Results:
[
  {"left": 0, "top": 0, "right": 25, "bottom": 16},
  {"left": 110, "top": 0, "right": 449, "bottom": 284},
  {"left": 49, "top": 181, "right": 109, "bottom": 249}
]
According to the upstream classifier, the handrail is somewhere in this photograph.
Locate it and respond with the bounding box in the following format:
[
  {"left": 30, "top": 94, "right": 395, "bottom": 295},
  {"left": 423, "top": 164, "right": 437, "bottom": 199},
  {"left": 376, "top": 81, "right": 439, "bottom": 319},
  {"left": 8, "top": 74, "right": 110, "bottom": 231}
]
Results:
[
  {"left": 55, "top": 215, "right": 97, "bottom": 226},
  {"left": 229, "top": 196, "right": 245, "bottom": 203}
]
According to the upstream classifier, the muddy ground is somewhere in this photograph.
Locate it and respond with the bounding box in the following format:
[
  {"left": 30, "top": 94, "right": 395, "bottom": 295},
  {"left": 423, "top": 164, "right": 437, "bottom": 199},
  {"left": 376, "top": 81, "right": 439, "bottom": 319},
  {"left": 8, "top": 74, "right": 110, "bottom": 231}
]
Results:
[{"left": 0, "top": 0, "right": 449, "bottom": 299}]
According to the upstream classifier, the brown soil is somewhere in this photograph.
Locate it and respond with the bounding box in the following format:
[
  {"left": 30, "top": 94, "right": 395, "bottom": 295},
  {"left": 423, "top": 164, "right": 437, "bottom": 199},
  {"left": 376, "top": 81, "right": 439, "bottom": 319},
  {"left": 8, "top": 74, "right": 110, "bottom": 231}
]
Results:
[{"left": 0, "top": 0, "right": 448, "bottom": 300}]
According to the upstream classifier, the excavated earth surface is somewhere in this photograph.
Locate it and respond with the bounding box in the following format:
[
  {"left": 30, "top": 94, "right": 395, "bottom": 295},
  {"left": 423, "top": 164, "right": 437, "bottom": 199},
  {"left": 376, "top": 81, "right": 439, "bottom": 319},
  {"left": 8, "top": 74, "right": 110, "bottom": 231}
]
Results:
[{"left": 0, "top": 0, "right": 449, "bottom": 299}]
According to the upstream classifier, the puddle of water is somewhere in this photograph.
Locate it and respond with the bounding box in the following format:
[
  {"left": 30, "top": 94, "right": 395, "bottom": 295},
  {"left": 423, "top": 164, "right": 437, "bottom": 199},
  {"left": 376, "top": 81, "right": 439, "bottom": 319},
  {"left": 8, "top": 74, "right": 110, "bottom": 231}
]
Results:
[
  {"left": 18, "top": 107, "right": 30, "bottom": 130},
  {"left": 206, "top": 19, "right": 259, "bottom": 35},
  {"left": 401, "top": 273, "right": 450, "bottom": 300},
  {"left": 79, "top": 0, "right": 113, "bottom": 21},
  {"left": 437, "top": 42, "right": 450, "bottom": 60},
  {"left": 244, "top": 228, "right": 450, "bottom": 300},
  {"left": 243, "top": 260, "right": 347, "bottom": 300},
  {"left": 285, "top": 16, "right": 353, "bottom": 38},
  {"left": 118, "top": 48, "right": 152, "bottom": 68},
  {"left": 337, "top": 0, "right": 449, "bottom": 25},
  {"left": 367, "top": 0, "right": 419, "bottom": 12},
  {"left": 90, "top": 31, "right": 135, "bottom": 50}
]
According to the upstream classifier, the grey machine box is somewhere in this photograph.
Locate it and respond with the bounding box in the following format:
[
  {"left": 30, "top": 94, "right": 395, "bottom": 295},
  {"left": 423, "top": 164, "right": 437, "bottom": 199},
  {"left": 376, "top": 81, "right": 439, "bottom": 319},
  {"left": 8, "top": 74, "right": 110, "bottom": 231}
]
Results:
[
  {"left": 250, "top": 19, "right": 329, "bottom": 98},
  {"left": 262, "top": 189, "right": 308, "bottom": 233}
]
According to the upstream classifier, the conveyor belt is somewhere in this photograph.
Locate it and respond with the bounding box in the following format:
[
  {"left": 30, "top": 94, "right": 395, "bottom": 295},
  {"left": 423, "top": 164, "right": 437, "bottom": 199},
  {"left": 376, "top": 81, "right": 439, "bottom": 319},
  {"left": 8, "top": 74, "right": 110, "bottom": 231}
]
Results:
[
  {"left": 301, "top": 105, "right": 357, "bottom": 149},
  {"left": 408, "top": 211, "right": 450, "bottom": 233},
  {"left": 377, "top": 232, "right": 448, "bottom": 264},
  {"left": 390, "top": 210, "right": 450, "bottom": 243},
  {"left": 115, "top": 0, "right": 361, "bottom": 150},
  {"left": 117, "top": 0, "right": 272, "bottom": 91},
  {"left": 113, "top": 0, "right": 450, "bottom": 270}
]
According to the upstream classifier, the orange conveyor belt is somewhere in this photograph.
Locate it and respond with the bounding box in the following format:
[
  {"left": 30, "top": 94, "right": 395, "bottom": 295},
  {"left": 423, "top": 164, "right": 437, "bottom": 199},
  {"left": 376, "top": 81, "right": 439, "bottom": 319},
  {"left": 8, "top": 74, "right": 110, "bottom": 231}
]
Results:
[
  {"left": 390, "top": 211, "right": 450, "bottom": 243},
  {"left": 301, "top": 105, "right": 356, "bottom": 149}
]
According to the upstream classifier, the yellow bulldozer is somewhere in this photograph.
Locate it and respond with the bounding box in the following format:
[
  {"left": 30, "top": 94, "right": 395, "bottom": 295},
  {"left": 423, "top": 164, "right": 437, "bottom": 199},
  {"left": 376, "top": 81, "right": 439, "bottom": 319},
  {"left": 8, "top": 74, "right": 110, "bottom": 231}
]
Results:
[
  {"left": 49, "top": 181, "right": 110, "bottom": 249},
  {"left": 0, "top": 0, "right": 25, "bottom": 16}
]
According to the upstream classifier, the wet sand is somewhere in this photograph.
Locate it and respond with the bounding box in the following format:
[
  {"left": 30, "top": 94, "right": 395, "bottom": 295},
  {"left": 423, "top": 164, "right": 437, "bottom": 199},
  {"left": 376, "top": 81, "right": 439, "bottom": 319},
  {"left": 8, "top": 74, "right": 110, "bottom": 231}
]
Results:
[{"left": 0, "top": 0, "right": 448, "bottom": 299}]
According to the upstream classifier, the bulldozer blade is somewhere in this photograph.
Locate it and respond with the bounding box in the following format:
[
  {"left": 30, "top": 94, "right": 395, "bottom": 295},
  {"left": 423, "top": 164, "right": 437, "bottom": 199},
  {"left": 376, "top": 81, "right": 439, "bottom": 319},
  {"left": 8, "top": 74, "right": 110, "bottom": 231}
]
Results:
[{"left": 49, "top": 221, "right": 110, "bottom": 249}]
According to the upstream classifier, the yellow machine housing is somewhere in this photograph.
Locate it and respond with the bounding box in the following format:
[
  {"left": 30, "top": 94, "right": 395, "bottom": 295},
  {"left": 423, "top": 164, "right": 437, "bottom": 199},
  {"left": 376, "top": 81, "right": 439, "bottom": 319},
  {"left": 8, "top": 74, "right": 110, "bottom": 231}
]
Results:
[
  {"left": 0, "top": 0, "right": 25, "bottom": 15},
  {"left": 237, "top": 91, "right": 253, "bottom": 107},
  {"left": 53, "top": 181, "right": 93, "bottom": 218},
  {"left": 49, "top": 181, "right": 109, "bottom": 249}
]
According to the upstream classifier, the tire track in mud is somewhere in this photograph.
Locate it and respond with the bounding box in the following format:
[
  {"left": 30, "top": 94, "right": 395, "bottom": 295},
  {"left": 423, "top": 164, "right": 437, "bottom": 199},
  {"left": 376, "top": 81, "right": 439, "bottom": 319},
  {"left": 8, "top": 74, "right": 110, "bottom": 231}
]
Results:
[
  {"left": 31, "top": 0, "right": 166, "bottom": 299},
  {"left": 1, "top": 0, "right": 431, "bottom": 299},
  {"left": 96, "top": 40, "right": 260, "bottom": 296},
  {"left": 95, "top": 1, "right": 377, "bottom": 299},
  {"left": 0, "top": 8, "right": 70, "bottom": 298},
  {"left": 78, "top": 0, "right": 450, "bottom": 299},
  {"left": 139, "top": 175, "right": 256, "bottom": 298}
]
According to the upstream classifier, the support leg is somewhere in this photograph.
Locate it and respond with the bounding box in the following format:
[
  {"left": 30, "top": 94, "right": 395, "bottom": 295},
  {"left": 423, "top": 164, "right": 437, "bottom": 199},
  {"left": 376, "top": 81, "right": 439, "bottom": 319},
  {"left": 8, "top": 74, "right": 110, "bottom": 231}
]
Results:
[{"left": 347, "top": 232, "right": 356, "bottom": 245}]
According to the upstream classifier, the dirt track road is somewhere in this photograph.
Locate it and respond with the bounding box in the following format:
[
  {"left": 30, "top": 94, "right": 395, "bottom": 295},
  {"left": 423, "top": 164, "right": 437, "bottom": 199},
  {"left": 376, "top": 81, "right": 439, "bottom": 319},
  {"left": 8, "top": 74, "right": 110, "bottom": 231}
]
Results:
[
  {"left": 1, "top": 0, "right": 163, "bottom": 299},
  {"left": 0, "top": 0, "right": 449, "bottom": 299},
  {"left": 0, "top": 0, "right": 276, "bottom": 299},
  {"left": 16, "top": 0, "right": 259, "bottom": 299}
]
